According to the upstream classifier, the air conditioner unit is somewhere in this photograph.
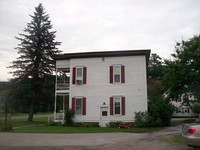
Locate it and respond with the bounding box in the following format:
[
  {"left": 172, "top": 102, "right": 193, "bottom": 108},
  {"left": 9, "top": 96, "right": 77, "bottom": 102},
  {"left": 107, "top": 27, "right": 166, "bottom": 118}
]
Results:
[{"left": 76, "top": 80, "right": 82, "bottom": 85}]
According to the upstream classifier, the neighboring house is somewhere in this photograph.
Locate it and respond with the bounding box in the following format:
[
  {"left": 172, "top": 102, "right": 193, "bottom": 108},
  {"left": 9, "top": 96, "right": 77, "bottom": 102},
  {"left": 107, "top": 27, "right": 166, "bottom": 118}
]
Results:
[
  {"left": 53, "top": 50, "right": 150, "bottom": 127},
  {"left": 170, "top": 93, "right": 196, "bottom": 117}
]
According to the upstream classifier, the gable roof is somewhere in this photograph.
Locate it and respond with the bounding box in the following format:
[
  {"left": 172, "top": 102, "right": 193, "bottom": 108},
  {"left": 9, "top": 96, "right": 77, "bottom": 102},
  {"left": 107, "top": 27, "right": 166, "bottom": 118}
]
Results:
[{"left": 53, "top": 49, "right": 151, "bottom": 61}]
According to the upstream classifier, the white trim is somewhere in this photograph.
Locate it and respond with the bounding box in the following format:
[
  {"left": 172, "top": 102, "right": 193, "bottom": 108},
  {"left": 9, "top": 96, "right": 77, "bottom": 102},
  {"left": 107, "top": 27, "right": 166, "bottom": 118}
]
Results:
[
  {"left": 113, "top": 96, "right": 122, "bottom": 115},
  {"left": 75, "top": 97, "right": 83, "bottom": 115},
  {"left": 113, "top": 65, "right": 121, "bottom": 83},
  {"left": 76, "top": 67, "right": 83, "bottom": 83},
  {"left": 99, "top": 105, "right": 109, "bottom": 127}
]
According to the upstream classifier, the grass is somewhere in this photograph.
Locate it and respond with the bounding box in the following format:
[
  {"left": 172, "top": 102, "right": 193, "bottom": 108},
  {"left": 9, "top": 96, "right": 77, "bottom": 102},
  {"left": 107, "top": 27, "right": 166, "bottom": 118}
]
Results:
[
  {"left": 0, "top": 113, "right": 163, "bottom": 133},
  {"left": 0, "top": 114, "right": 49, "bottom": 131},
  {"left": 161, "top": 134, "right": 183, "bottom": 144},
  {"left": 13, "top": 125, "right": 162, "bottom": 133},
  {"left": 183, "top": 118, "right": 196, "bottom": 123},
  {"left": 11, "top": 117, "right": 48, "bottom": 127},
  {"left": 0, "top": 112, "right": 51, "bottom": 117}
]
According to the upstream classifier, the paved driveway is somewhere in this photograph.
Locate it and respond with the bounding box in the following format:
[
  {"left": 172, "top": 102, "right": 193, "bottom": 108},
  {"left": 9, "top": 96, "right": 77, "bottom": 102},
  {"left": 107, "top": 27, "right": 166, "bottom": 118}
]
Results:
[{"left": 0, "top": 125, "right": 194, "bottom": 150}]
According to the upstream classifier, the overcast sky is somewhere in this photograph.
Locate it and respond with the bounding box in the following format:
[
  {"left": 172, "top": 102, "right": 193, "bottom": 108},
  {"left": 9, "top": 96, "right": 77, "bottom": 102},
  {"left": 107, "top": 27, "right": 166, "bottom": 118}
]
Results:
[{"left": 0, "top": 0, "right": 200, "bottom": 81}]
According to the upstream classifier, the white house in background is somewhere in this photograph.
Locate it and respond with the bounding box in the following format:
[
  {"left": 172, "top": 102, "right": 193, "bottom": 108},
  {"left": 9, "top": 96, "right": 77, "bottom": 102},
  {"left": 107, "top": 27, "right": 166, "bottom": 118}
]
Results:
[
  {"left": 53, "top": 50, "right": 150, "bottom": 127},
  {"left": 170, "top": 93, "right": 196, "bottom": 117}
]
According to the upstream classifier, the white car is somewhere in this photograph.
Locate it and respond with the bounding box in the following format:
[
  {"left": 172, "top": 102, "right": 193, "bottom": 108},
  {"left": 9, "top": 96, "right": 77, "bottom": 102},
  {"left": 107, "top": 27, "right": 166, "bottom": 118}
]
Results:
[{"left": 182, "top": 124, "right": 200, "bottom": 148}]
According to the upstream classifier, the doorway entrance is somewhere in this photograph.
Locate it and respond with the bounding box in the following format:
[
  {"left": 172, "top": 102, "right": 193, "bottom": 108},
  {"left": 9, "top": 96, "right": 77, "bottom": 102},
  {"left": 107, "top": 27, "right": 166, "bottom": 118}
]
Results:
[{"left": 99, "top": 106, "right": 109, "bottom": 127}]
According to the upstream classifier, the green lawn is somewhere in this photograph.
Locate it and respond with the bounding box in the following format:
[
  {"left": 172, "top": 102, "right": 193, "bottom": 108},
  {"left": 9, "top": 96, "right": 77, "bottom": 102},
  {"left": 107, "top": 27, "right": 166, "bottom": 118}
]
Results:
[
  {"left": 0, "top": 112, "right": 51, "bottom": 117},
  {"left": 0, "top": 114, "right": 162, "bottom": 133},
  {"left": 161, "top": 134, "right": 183, "bottom": 144},
  {"left": 0, "top": 114, "right": 49, "bottom": 131},
  {"left": 13, "top": 125, "right": 162, "bottom": 133},
  {"left": 11, "top": 117, "right": 48, "bottom": 127}
]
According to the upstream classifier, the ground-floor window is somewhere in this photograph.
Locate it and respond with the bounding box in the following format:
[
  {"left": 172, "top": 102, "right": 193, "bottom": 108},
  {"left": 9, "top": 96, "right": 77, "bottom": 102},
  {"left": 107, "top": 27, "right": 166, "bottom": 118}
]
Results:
[
  {"left": 72, "top": 97, "right": 86, "bottom": 115},
  {"left": 110, "top": 96, "right": 125, "bottom": 115}
]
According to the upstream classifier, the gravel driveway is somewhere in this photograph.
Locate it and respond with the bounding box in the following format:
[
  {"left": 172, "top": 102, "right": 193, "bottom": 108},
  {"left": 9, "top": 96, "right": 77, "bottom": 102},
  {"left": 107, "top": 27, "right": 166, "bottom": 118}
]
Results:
[{"left": 0, "top": 125, "right": 194, "bottom": 150}]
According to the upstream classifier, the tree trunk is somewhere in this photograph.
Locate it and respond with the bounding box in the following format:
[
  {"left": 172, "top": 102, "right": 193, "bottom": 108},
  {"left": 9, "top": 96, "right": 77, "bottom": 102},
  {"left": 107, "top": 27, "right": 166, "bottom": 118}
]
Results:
[{"left": 28, "top": 99, "right": 34, "bottom": 122}]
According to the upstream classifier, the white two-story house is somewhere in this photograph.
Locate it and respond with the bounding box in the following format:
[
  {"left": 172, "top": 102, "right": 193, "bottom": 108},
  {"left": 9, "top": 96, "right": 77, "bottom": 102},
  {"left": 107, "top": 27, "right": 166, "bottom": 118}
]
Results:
[{"left": 53, "top": 50, "right": 150, "bottom": 127}]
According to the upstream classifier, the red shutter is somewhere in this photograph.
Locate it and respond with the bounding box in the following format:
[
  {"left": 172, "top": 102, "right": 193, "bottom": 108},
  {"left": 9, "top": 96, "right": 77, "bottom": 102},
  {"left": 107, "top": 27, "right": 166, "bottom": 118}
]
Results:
[
  {"left": 82, "top": 97, "right": 86, "bottom": 115},
  {"left": 110, "top": 66, "right": 113, "bottom": 83},
  {"left": 72, "top": 97, "right": 75, "bottom": 114},
  {"left": 110, "top": 97, "right": 113, "bottom": 115},
  {"left": 121, "top": 65, "right": 125, "bottom": 83},
  {"left": 72, "top": 67, "right": 76, "bottom": 84},
  {"left": 122, "top": 96, "right": 125, "bottom": 115},
  {"left": 83, "top": 67, "right": 87, "bottom": 84}
]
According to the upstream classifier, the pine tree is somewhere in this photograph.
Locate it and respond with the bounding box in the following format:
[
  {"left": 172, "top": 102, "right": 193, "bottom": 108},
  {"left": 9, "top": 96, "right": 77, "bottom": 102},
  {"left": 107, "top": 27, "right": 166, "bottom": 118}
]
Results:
[{"left": 9, "top": 4, "right": 61, "bottom": 121}]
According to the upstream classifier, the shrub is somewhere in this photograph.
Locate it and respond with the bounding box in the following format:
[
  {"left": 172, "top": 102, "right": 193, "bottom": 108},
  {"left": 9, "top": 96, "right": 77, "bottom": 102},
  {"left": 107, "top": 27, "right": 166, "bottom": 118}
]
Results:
[
  {"left": 134, "top": 111, "right": 161, "bottom": 127},
  {"left": 148, "top": 96, "right": 174, "bottom": 127},
  {"left": 74, "top": 122, "right": 99, "bottom": 127},
  {"left": 135, "top": 96, "right": 174, "bottom": 127},
  {"left": 64, "top": 109, "right": 74, "bottom": 126},
  {"left": 191, "top": 103, "right": 200, "bottom": 122},
  {"left": 108, "top": 121, "right": 121, "bottom": 128},
  {"left": 191, "top": 103, "right": 200, "bottom": 116},
  {"left": 134, "top": 111, "right": 149, "bottom": 127}
]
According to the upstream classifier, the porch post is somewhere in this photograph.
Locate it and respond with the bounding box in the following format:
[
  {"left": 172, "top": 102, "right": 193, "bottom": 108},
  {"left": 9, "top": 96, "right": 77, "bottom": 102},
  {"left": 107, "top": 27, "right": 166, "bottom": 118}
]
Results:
[
  {"left": 62, "top": 95, "right": 65, "bottom": 123},
  {"left": 54, "top": 69, "right": 57, "bottom": 120}
]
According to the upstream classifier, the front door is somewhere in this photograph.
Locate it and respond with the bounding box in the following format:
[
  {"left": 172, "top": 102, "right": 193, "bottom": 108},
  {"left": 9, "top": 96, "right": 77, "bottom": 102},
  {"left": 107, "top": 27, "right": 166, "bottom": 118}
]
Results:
[{"left": 99, "top": 107, "right": 109, "bottom": 127}]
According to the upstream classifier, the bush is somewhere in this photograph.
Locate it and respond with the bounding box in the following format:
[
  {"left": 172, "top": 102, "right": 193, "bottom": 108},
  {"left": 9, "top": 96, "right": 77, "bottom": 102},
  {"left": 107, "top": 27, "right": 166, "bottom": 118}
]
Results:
[
  {"left": 108, "top": 121, "right": 121, "bottom": 128},
  {"left": 134, "top": 111, "right": 149, "bottom": 127},
  {"left": 134, "top": 111, "right": 162, "bottom": 127},
  {"left": 148, "top": 96, "right": 174, "bottom": 127},
  {"left": 191, "top": 103, "right": 200, "bottom": 116},
  {"left": 73, "top": 122, "right": 99, "bottom": 127},
  {"left": 191, "top": 103, "right": 200, "bottom": 122},
  {"left": 64, "top": 109, "right": 74, "bottom": 126},
  {"left": 135, "top": 96, "right": 174, "bottom": 127}
]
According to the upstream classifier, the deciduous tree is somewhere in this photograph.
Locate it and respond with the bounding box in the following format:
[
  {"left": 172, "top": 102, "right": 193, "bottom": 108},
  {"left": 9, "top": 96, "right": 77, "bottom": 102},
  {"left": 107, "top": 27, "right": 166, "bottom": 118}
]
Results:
[{"left": 164, "top": 35, "right": 200, "bottom": 102}]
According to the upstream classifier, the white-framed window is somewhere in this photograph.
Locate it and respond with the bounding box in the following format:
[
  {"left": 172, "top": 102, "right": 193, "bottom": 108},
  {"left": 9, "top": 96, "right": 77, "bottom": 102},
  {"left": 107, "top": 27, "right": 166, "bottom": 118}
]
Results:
[
  {"left": 76, "top": 67, "right": 83, "bottom": 83},
  {"left": 72, "top": 66, "right": 87, "bottom": 85},
  {"left": 110, "top": 65, "right": 125, "bottom": 84},
  {"left": 72, "top": 97, "right": 86, "bottom": 115},
  {"left": 75, "top": 97, "right": 82, "bottom": 115},
  {"left": 110, "top": 96, "right": 125, "bottom": 116},
  {"left": 114, "top": 96, "right": 121, "bottom": 115},
  {"left": 113, "top": 65, "right": 121, "bottom": 83}
]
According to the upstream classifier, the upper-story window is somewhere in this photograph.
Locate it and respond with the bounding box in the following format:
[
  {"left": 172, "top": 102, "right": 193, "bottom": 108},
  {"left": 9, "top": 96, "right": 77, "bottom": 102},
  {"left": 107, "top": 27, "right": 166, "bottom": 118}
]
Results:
[
  {"left": 113, "top": 65, "right": 121, "bottom": 83},
  {"left": 110, "top": 65, "right": 125, "bottom": 84},
  {"left": 76, "top": 67, "right": 83, "bottom": 82},
  {"left": 72, "top": 66, "right": 87, "bottom": 85}
]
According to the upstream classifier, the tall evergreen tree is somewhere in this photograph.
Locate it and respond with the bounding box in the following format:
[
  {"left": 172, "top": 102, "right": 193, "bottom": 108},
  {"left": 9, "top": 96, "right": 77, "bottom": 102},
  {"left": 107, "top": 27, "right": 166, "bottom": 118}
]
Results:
[{"left": 9, "top": 4, "right": 61, "bottom": 121}]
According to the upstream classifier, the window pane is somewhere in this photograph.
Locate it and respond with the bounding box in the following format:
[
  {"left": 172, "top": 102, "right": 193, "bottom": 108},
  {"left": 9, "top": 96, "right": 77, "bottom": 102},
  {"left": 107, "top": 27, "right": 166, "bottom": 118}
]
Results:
[
  {"left": 114, "top": 75, "right": 120, "bottom": 83},
  {"left": 77, "top": 68, "right": 82, "bottom": 80},
  {"left": 102, "top": 111, "right": 107, "bottom": 116},
  {"left": 114, "top": 66, "right": 120, "bottom": 74},
  {"left": 76, "top": 98, "right": 82, "bottom": 115},
  {"left": 76, "top": 108, "right": 82, "bottom": 114}
]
